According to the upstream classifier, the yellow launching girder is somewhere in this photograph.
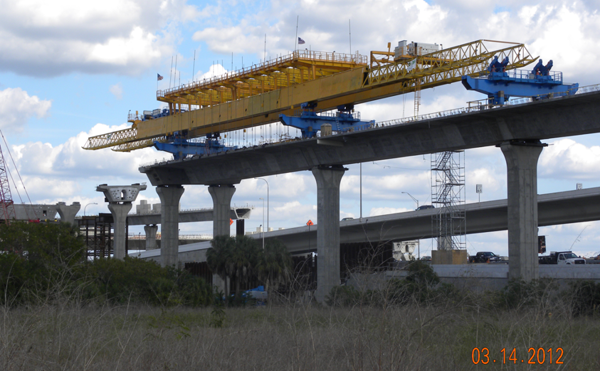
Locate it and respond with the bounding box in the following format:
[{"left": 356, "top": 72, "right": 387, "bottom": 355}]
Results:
[{"left": 83, "top": 40, "right": 535, "bottom": 151}]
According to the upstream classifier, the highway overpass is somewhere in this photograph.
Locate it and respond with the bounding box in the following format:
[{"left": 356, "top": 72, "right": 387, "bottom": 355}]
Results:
[{"left": 136, "top": 187, "right": 600, "bottom": 259}]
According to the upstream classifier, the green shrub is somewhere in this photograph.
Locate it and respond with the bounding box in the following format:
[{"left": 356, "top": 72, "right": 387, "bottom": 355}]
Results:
[
  {"left": 569, "top": 280, "right": 600, "bottom": 317},
  {"left": 325, "top": 285, "right": 362, "bottom": 307},
  {"left": 492, "top": 279, "right": 557, "bottom": 310},
  {"left": 0, "top": 253, "right": 29, "bottom": 305},
  {"left": 78, "top": 258, "right": 213, "bottom": 307},
  {"left": 387, "top": 261, "right": 445, "bottom": 305}
]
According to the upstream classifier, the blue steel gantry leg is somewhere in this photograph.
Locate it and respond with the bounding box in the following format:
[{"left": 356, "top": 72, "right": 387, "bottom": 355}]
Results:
[{"left": 279, "top": 103, "right": 374, "bottom": 139}]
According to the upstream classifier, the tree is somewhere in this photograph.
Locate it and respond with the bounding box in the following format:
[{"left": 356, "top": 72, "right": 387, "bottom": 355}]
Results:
[
  {"left": 206, "top": 235, "right": 234, "bottom": 297},
  {"left": 0, "top": 221, "right": 85, "bottom": 267},
  {"left": 257, "top": 239, "right": 293, "bottom": 292},
  {"left": 208, "top": 236, "right": 292, "bottom": 297},
  {"left": 228, "top": 235, "right": 261, "bottom": 295}
]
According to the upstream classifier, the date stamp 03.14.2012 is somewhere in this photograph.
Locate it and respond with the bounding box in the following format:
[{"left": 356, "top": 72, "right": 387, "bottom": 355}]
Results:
[{"left": 472, "top": 348, "right": 564, "bottom": 365}]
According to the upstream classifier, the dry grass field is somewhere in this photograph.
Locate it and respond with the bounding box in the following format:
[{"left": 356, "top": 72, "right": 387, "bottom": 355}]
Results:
[{"left": 1, "top": 294, "right": 599, "bottom": 371}]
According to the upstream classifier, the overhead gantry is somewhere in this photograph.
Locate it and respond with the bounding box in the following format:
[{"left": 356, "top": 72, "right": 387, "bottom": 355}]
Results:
[{"left": 83, "top": 40, "right": 535, "bottom": 153}]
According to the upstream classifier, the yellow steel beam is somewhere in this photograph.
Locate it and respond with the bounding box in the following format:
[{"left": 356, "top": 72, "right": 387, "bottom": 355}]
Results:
[{"left": 83, "top": 40, "right": 535, "bottom": 151}]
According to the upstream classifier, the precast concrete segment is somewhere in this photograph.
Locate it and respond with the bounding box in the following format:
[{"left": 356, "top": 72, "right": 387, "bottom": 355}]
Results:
[
  {"left": 107, "top": 203, "right": 132, "bottom": 259},
  {"left": 144, "top": 225, "right": 159, "bottom": 250},
  {"left": 96, "top": 184, "right": 147, "bottom": 202},
  {"left": 501, "top": 141, "right": 544, "bottom": 281},
  {"left": 140, "top": 90, "right": 600, "bottom": 186},
  {"left": 13, "top": 204, "right": 58, "bottom": 221},
  {"left": 56, "top": 202, "right": 81, "bottom": 225},
  {"left": 208, "top": 185, "right": 236, "bottom": 237},
  {"left": 157, "top": 186, "right": 185, "bottom": 267},
  {"left": 312, "top": 166, "right": 345, "bottom": 303}
]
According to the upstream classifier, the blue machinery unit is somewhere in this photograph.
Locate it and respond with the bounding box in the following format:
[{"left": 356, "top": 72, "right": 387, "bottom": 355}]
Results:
[
  {"left": 154, "top": 103, "right": 374, "bottom": 159},
  {"left": 462, "top": 57, "right": 579, "bottom": 105},
  {"left": 154, "top": 132, "right": 236, "bottom": 160},
  {"left": 279, "top": 103, "right": 374, "bottom": 139}
]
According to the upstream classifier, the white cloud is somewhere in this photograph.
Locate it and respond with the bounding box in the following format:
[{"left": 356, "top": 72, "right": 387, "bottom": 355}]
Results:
[
  {"left": 194, "top": 64, "right": 229, "bottom": 81},
  {"left": 273, "top": 201, "right": 317, "bottom": 225},
  {"left": 539, "top": 139, "right": 600, "bottom": 179},
  {"left": 0, "top": 0, "right": 212, "bottom": 77},
  {"left": 109, "top": 83, "right": 123, "bottom": 100},
  {"left": 11, "top": 123, "right": 166, "bottom": 182},
  {"left": 0, "top": 88, "right": 51, "bottom": 133}
]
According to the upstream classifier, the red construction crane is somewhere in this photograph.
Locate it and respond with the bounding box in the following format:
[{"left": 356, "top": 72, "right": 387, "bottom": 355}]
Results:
[
  {"left": 0, "top": 130, "right": 37, "bottom": 225},
  {"left": 0, "top": 139, "right": 16, "bottom": 224}
]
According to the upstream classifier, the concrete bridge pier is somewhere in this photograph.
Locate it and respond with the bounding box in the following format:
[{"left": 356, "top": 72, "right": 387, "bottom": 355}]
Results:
[
  {"left": 500, "top": 140, "right": 546, "bottom": 281},
  {"left": 157, "top": 185, "right": 185, "bottom": 267},
  {"left": 144, "top": 224, "right": 158, "bottom": 250},
  {"left": 97, "top": 184, "right": 146, "bottom": 260},
  {"left": 56, "top": 202, "right": 81, "bottom": 225},
  {"left": 208, "top": 185, "right": 236, "bottom": 237},
  {"left": 107, "top": 203, "right": 132, "bottom": 259},
  {"left": 208, "top": 184, "right": 236, "bottom": 294},
  {"left": 312, "top": 165, "right": 346, "bottom": 303}
]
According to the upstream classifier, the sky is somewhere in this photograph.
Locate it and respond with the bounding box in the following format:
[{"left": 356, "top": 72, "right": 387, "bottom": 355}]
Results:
[{"left": 1, "top": 0, "right": 600, "bottom": 258}]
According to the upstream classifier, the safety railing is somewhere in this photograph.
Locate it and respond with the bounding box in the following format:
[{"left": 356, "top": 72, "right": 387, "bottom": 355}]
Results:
[
  {"left": 475, "top": 69, "right": 564, "bottom": 83},
  {"left": 156, "top": 50, "right": 367, "bottom": 99}
]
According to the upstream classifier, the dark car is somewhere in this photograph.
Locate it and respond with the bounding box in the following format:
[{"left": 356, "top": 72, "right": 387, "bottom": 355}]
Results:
[{"left": 416, "top": 205, "right": 434, "bottom": 211}]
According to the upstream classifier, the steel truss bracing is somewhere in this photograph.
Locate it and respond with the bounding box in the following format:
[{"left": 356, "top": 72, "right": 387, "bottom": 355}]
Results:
[{"left": 431, "top": 150, "right": 466, "bottom": 251}]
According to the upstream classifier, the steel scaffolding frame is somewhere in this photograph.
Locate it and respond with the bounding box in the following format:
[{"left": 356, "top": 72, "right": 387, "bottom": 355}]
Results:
[{"left": 431, "top": 150, "right": 466, "bottom": 250}]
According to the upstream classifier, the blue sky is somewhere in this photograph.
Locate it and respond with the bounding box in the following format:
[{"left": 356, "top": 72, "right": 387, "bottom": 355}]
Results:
[{"left": 1, "top": 0, "right": 600, "bottom": 258}]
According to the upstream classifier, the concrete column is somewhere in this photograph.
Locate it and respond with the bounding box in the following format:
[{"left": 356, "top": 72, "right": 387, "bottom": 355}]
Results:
[
  {"left": 56, "top": 202, "right": 81, "bottom": 225},
  {"left": 208, "top": 185, "right": 236, "bottom": 294},
  {"left": 312, "top": 165, "right": 346, "bottom": 303},
  {"left": 107, "top": 203, "right": 132, "bottom": 259},
  {"left": 144, "top": 224, "right": 158, "bottom": 250},
  {"left": 208, "top": 185, "right": 236, "bottom": 237},
  {"left": 157, "top": 185, "right": 185, "bottom": 267},
  {"left": 500, "top": 140, "right": 545, "bottom": 281}
]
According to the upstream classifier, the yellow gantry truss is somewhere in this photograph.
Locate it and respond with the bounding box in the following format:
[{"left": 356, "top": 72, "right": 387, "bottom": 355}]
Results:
[{"left": 83, "top": 40, "right": 536, "bottom": 152}]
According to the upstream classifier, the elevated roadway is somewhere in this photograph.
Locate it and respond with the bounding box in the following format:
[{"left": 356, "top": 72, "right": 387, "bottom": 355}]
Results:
[
  {"left": 267, "top": 187, "right": 600, "bottom": 252},
  {"left": 136, "top": 187, "right": 600, "bottom": 259},
  {"left": 140, "top": 89, "right": 600, "bottom": 186}
]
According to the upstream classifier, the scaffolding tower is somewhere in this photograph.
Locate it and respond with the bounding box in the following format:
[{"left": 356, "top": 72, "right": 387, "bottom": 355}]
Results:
[{"left": 431, "top": 150, "right": 466, "bottom": 250}]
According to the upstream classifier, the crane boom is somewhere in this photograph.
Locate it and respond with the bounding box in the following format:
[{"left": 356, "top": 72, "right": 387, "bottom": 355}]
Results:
[{"left": 83, "top": 40, "right": 535, "bottom": 152}]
